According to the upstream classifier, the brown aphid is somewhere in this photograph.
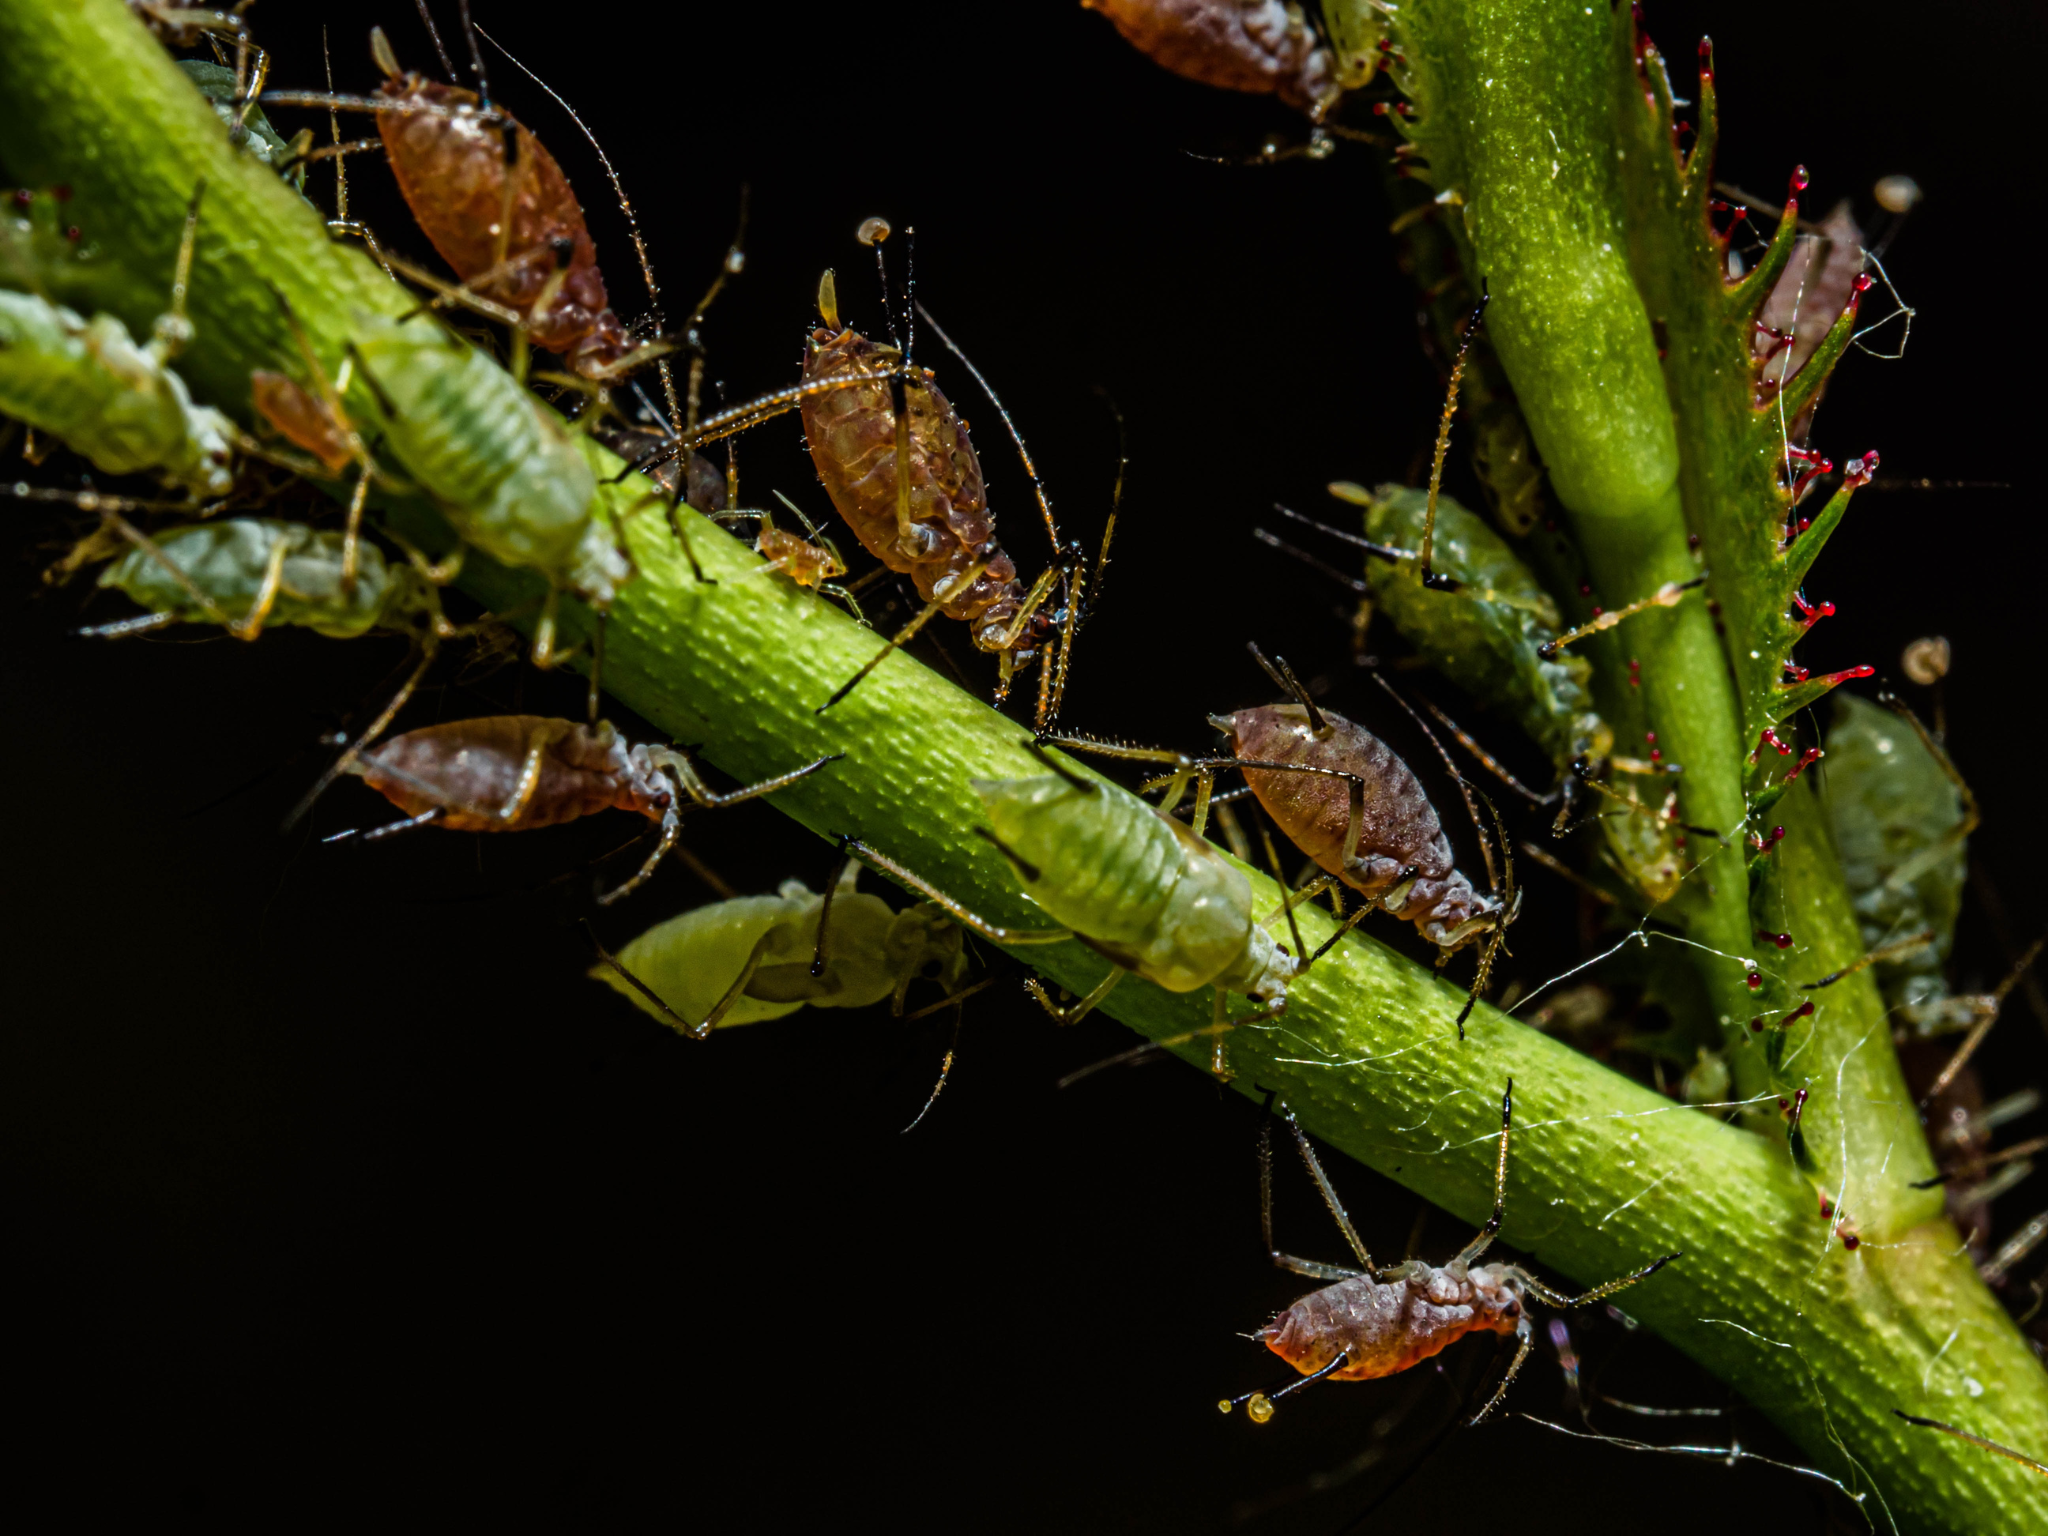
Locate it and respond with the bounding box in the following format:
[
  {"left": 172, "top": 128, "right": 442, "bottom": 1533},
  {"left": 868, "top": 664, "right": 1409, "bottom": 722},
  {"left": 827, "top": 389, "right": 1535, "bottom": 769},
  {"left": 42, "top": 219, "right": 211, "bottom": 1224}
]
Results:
[
  {"left": 800, "top": 324, "right": 1051, "bottom": 661},
  {"left": 757, "top": 526, "right": 846, "bottom": 590},
  {"left": 1081, "top": 0, "right": 1335, "bottom": 111},
  {"left": 251, "top": 369, "right": 353, "bottom": 472},
  {"left": 339, "top": 715, "right": 838, "bottom": 904},
  {"left": 1219, "top": 702, "right": 1502, "bottom": 949},
  {"left": 368, "top": 34, "right": 633, "bottom": 377},
  {"left": 1223, "top": 1084, "right": 1679, "bottom": 1427}
]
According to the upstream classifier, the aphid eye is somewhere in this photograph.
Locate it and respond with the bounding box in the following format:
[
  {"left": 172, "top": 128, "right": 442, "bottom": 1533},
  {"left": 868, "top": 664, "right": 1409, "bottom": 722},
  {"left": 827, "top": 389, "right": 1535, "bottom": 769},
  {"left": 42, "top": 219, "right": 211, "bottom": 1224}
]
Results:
[{"left": 550, "top": 237, "right": 575, "bottom": 265}]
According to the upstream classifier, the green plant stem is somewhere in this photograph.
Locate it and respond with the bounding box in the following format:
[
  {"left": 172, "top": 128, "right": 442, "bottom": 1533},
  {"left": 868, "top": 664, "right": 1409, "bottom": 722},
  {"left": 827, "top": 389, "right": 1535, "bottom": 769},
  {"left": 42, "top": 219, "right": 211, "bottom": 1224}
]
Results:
[
  {"left": 3, "top": 0, "right": 2045, "bottom": 1526},
  {"left": 1394, "top": 0, "right": 1758, "bottom": 1069}
]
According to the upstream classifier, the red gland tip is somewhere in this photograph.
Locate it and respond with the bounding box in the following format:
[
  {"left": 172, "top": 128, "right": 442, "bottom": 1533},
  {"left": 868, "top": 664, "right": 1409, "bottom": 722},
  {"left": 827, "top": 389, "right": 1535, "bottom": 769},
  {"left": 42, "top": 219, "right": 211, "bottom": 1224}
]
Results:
[
  {"left": 1852, "top": 273, "right": 1874, "bottom": 296},
  {"left": 1789, "top": 165, "right": 1810, "bottom": 194},
  {"left": 1844, "top": 451, "right": 1880, "bottom": 486},
  {"left": 1842, "top": 1233, "right": 1860, "bottom": 1250},
  {"left": 1785, "top": 746, "right": 1825, "bottom": 782}
]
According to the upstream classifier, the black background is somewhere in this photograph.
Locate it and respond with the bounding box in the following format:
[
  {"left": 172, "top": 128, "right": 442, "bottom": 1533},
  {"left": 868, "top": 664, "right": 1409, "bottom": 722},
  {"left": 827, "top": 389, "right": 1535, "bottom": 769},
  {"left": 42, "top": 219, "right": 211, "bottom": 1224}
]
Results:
[{"left": 6, "top": 1, "right": 2044, "bottom": 1529}]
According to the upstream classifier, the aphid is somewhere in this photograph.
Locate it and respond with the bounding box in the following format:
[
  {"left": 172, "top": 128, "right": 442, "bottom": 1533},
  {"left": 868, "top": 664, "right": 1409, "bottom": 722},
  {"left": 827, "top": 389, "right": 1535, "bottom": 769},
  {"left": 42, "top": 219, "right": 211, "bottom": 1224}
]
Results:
[
  {"left": 87, "top": 516, "right": 441, "bottom": 642},
  {"left": 1057, "top": 646, "right": 1514, "bottom": 1029},
  {"left": 176, "top": 59, "right": 310, "bottom": 185},
  {"left": 841, "top": 750, "right": 1304, "bottom": 1079},
  {"left": 0, "top": 183, "right": 235, "bottom": 498},
  {"left": 798, "top": 222, "right": 1102, "bottom": 725},
  {"left": 1219, "top": 1083, "right": 1678, "bottom": 1427},
  {"left": 1079, "top": 0, "right": 1389, "bottom": 119},
  {"left": 590, "top": 862, "right": 969, "bottom": 1036},
  {"left": 264, "top": 24, "right": 654, "bottom": 380},
  {"left": 1824, "top": 693, "right": 1977, "bottom": 1038},
  {"left": 334, "top": 715, "right": 839, "bottom": 905}
]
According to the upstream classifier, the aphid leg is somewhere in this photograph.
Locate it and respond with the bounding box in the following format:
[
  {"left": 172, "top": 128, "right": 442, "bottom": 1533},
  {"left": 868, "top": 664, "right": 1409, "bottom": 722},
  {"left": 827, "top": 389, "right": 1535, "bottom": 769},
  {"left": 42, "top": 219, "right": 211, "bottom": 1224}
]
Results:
[
  {"left": 1465, "top": 1318, "right": 1535, "bottom": 1426},
  {"left": 815, "top": 579, "right": 970, "bottom": 715},
  {"left": 147, "top": 177, "right": 206, "bottom": 365},
  {"left": 1209, "top": 986, "right": 1238, "bottom": 1079},
  {"left": 1919, "top": 932, "right": 2047, "bottom": 1108},
  {"left": 1451, "top": 1079, "right": 1516, "bottom": 1270},
  {"left": 1891, "top": 1411, "right": 2048, "bottom": 1476},
  {"left": 901, "top": 987, "right": 978, "bottom": 1136},
  {"left": 1256, "top": 819, "right": 1309, "bottom": 964},
  {"left": 92, "top": 506, "right": 237, "bottom": 630},
  {"left": 327, "top": 806, "right": 444, "bottom": 844},
  {"left": 1519, "top": 1252, "right": 1682, "bottom": 1312},
  {"left": 530, "top": 586, "right": 564, "bottom": 668},
  {"left": 1876, "top": 692, "right": 1982, "bottom": 891},
  {"left": 809, "top": 849, "right": 856, "bottom": 978},
  {"left": 225, "top": 525, "right": 293, "bottom": 642},
  {"left": 596, "top": 802, "right": 680, "bottom": 906},
  {"left": 1260, "top": 1105, "right": 1375, "bottom": 1278},
  {"left": 1371, "top": 669, "right": 1497, "bottom": 892},
  {"left": 840, "top": 836, "right": 1071, "bottom": 947},
  {"left": 1417, "top": 286, "right": 1490, "bottom": 593},
  {"left": 585, "top": 919, "right": 772, "bottom": 1041},
  {"left": 1024, "top": 968, "right": 1125, "bottom": 1026},
  {"left": 266, "top": 286, "right": 380, "bottom": 588},
  {"left": 646, "top": 746, "right": 844, "bottom": 813}
]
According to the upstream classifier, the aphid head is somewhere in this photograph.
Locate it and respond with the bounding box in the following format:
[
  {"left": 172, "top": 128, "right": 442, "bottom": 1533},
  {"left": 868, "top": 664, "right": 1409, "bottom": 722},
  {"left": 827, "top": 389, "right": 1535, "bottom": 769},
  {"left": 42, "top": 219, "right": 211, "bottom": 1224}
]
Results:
[
  {"left": 1465, "top": 1265, "right": 1529, "bottom": 1334},
  {"left": 884, "top": 904, "right": 970, "bottom": 997}
]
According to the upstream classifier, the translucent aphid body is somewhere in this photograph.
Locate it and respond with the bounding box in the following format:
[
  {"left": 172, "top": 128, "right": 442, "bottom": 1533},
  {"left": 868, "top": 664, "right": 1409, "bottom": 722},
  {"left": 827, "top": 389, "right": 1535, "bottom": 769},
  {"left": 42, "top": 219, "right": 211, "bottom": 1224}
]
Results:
[
  {"left": 95, "top": 519, "right": 433, "bottom": 640},
  {"left": 344, "top": 716, "right": 836, "bottom": 904},
  {"left": 0, "top": 290, "right": 234, "bottom": 497},
  {"left": 1825, "top": 693, "right": 1976, "bottom": 1037},
  {"left": 351, "top": 316, "right": 621, "bottom": 605},
  {"left": 799, "top": 326, "right": 1048, "bottom": 659},
  {"left": 371, "top": 54, "right": 632, "bottom": 375},
  {"left": 595, "top": 864, "right": 967, "bottom": 1036},
  {"left": 1219, "top": 704, "right": 1501, "bottom": 949},
  {"left": 1224, "top": 1084, "right": 1677, "bottom": 1427},
  {"left": 983, "top": 775, "right": 1295, "bottom": 998}
]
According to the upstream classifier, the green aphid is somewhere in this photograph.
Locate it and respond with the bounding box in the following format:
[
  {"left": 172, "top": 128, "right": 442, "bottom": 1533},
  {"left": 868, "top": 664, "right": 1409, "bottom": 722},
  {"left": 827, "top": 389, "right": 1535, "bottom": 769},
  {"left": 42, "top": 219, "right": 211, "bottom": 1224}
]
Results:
[
  {"left": 94, "top": 518, "right": 437, "bottom": 640},
  {"left": 1825, "top": 693, "right": 1980, "bottom": 1036},
  {"left": 596, "top": 864, "right": 969, "bottom": 1034},
  {"left": 176, "top": 60, "right": 304, "bottom": 183},
  {"left": 0, "top": 290, "right": 234, "bottom": 496},
  {"left": 1354, "top": 483, "right": 1609, "bottom": 775},
  {"left": 0, "top": 183, "right": 234, "bottom": 497},
  {"left": 350, "top": 315, "right": 620, "bottom": 660}
]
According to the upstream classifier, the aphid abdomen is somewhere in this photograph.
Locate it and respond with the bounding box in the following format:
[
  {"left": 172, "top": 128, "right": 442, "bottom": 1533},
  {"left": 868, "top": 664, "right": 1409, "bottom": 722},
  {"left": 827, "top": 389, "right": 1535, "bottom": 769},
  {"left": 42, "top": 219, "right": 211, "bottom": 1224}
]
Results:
[
  {"left": 99, "top": 520, "right": 401, "bottom": 638},
  {"left": 355, "top": 321, "right": 616, "bottom": 596},
  {"left": 0, "top": 291, "right": 234, "bottom": 496},
  {"left": 1081, "top": 0, "right": 1333, "bottom": 108},
  {"left": 603, "top": 892, "right": 812, "bottom": 1031},
  {"left": 375, "top": 77, "right": 618, "bottom": 364},
  {"left": 1261, "top": 1268, "right": 1519, "bottom": 1382},
  {"left": 975, "top": 775, "right": 1262, "bottom": 992},
  {"left": 799, "top": 328, "right": 1034, "bottom": 649},
  {"left": 356, "top": 716, "right": 631, "bottom": 832}
]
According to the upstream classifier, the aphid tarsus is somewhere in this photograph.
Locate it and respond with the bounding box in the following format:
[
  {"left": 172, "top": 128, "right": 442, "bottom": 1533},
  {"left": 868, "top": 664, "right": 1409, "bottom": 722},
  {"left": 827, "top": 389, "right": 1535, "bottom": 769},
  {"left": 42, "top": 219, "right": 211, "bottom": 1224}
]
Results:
[
  {"left": 1223, "top": 1083, "right": 1678, "bottom": 1426},
  {"left": 342, "top": 715, "right": 839, "bottom": 905}
]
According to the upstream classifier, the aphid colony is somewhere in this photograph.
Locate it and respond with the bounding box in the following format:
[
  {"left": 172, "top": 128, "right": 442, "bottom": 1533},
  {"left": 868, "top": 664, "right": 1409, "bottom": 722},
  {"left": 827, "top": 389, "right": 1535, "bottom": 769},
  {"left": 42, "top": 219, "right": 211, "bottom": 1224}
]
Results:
[{"left": 30, "top": 0, "right": 2039, "bottom": 1456}]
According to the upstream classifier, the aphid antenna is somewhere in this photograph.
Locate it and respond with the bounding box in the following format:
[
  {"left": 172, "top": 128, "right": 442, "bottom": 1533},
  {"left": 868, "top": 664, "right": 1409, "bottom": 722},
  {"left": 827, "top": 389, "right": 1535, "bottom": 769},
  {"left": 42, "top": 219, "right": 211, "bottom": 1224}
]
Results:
[
  {"left": 1799, "top": 927, "right": 1936, "bottom": 990},
  {"left": 1535, "top": 574, "right": 1709, "bottom": 660},
  {"left": 1252, "top": 527, "right": 1371, "bottom": 594},
  {"left": 1272, "top": 500, "right": 1414, "bottom": 564},
  {"left": 1410, "top": 281, "right": 1492, "bottom": 591},
  {"left": 452, "top": 0, "right": 492, "bottom": 108},
  {"left": 281, "top": 646, "right": 438, "bottom": 832},
  {"left": 899, "top": 994, "right": 969, "bottom": 1136},
  {"left": 1246, "top": 642, "right": 1329, "bottom": 737},
  {"left": 1417, "top": 695, "right": 1555, "bottom": 806},
  {"left": 407, "top": 0, "right": 460, "bottom": 83}
]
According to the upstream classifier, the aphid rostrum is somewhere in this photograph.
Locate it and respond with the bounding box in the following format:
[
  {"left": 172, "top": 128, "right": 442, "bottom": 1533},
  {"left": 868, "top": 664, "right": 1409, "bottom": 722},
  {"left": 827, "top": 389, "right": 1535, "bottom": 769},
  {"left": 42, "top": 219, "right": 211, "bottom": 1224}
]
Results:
[
  {"left": 842, "top": 751, "right": 1305, "bottom": 1078},
  {"left": 0, "top": 183, "right": 235, "bottom": 498},
  {"left": 1220, "top": 1083, "right": 1678, "bottom": 1426},
  {"left": 334, "top": 715, "right": 839, "bottom": 905},
  {"left": 797, "top": 222, "right": 1105, "bottom": 726},
  {"left": 590, "top": 862, "right": 969, "bottom": 1036}
]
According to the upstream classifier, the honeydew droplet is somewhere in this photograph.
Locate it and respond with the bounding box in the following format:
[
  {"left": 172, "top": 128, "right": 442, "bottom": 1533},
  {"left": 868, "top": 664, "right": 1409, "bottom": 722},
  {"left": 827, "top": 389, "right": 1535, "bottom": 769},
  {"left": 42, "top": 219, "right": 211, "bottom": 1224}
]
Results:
[{"left": 1247, "top": 1393, "right": 1276, "bottom": 1424}]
